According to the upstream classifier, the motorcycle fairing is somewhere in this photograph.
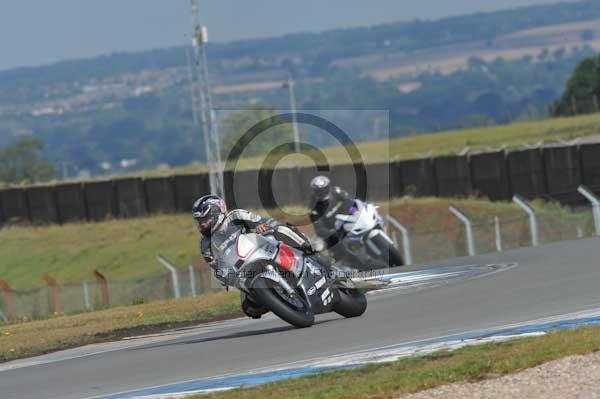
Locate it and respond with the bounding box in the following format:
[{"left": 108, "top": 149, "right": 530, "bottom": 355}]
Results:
[{"left": 297, "top": 256, "right": 337, "bottom": 314}]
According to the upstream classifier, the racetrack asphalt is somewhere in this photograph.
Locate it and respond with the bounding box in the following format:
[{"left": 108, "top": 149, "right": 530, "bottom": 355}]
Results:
[{"left": 2, "top": 237, "right": 600, "bottom": 399}]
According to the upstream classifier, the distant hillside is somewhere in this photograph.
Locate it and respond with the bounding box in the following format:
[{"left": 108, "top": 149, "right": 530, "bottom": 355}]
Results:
[{"left": 1, "top": 0, "right": 599, "bottom": 91}]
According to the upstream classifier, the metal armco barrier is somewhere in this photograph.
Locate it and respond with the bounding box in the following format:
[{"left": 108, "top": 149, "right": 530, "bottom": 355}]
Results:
[
  {"left": 578, "top": 185, "right": 600, "bottom": 236},
  {"left": 449, "top": 205, "right": 476, "bottom": 256},
  {"left": 513, "top": 195, "right": 539, "bottom": 247}
]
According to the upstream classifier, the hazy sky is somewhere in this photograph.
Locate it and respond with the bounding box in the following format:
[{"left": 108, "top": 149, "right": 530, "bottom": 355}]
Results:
[{"left": 0, "top": 0, "right": 572, "bottom": 71}]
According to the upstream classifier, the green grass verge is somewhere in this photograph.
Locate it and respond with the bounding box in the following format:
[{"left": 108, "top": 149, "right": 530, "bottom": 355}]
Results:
[
  {"left": 0, "top": 213, "right": 201, "bottom": 290},
  {"left": 139, "top": 113, "right": 600, "bottom": 176},
  {"left": 0, "top": 291, "right": 240, "bottom": 362},
  {"left": 36, "top": 113, "right": 600, "bottom": 182},
  {"left": 195, "top": 325, "right": 600, "bottom": 399}
]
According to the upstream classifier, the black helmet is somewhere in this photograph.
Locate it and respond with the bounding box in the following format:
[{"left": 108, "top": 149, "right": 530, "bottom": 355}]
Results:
[
  {"left": 310, "top": 176, "right": 331, "bottom": 201},
  {"left": 192, "top": 195, "right": 227, "bottom": 234}
]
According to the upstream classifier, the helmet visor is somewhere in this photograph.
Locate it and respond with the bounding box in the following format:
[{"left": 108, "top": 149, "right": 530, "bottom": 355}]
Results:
[
  {"left": 194, "top": 207, "right": 217, "bottom": 232},
  {"left": 198, "top": 216, "right": 214, "bottom": 231}
]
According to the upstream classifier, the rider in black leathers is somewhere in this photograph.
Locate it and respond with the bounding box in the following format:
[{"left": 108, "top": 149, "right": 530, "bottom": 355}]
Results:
[{"left": 309, "top": 176, "right": 356, "bottom": 253}]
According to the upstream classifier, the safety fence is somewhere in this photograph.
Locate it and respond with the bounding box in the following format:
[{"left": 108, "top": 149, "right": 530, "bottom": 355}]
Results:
[
  {"left": 388, "top": 195, "right": 597, "bottom": 266},
  {"left": 404, "top": 211, "right": 590, "bottom": 264},
  {"left": 1, "top": 189, "right": 599, "bottom": 321},
  {"left": 0, "top": 266, "right": 215, "bottom": 322}
]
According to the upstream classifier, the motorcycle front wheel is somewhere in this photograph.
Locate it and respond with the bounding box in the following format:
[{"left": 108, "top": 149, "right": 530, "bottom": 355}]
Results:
[
  {"left": 252, "top": 277, "right": 314, "bottom": 328},
  {"left": 371, "top": 233, "right": 404, "bottom": 267}
]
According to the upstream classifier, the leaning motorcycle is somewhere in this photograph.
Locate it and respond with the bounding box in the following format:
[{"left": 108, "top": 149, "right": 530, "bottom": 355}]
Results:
[
  {"left": 215, "top": 229, "right": 367, "bottom": 328},
  {"left": 333, "top": 199, "right": 403, "bottom": 270}
]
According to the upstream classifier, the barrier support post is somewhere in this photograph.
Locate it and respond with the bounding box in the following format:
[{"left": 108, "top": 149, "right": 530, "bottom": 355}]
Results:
[
  {"left": 83, "top": 281, "right": 92, "bottom": 310},
  {"left": 495, "top": 216, "right": 503, "bottom": 252},
  {"left": 42, "top": 274, "right": 61, "bottom": 314},
  {"left": 157, "top": 255, "right": 181, "bottom": 299},
  {"left": 513, "top": 195, "right": 539, "bottom": 247},
  {"left": 578, "top": 185, "right": 600, "bottom": 236},
  {"left": 93, "top": 270, "right": 110, "bottom": 307},
  {"left": 0, "top": 278, "right": 14, "bottom": 321},
  {"left": 449, "top": 206, "right": 476, "bottom": 256},
  {"left": 386, "top": 215, "right": 413, "bottom": 265},
  {"left": 189, "top": 265, "right": 197, "bottom": 297}
]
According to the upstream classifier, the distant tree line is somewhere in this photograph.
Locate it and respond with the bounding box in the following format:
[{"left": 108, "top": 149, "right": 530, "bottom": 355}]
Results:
[
  {"left": 0, "top": 137, "right": 55, "bottom": 185},
  {"left": 553, "top": 54, "right": 600, "bottom": 117},
  {"left": 292, "top": 45, "right": 597, "bottom": 135}
]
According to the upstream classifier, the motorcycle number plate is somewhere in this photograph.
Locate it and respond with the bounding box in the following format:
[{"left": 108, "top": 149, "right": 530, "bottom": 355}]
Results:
[
  {"left": 315, "top": 277, "right": 326, "bottom": 289},
  {"left": 321, "top": 288, "right": 333, "bottom": 306},
  {"left": 307, "top": 277, "right": 326, "bottom": 296}
]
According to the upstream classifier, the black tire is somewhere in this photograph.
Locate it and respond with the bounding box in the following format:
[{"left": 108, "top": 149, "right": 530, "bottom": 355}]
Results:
[
  {"left": 333, "top": 287, "right": 367, "bottom": 318},
  {"left": 371, "top": 233, "right": 404, "bottom": 267},
  {"left": 252, "top": 278, "right": 314, "bottom": 328}
]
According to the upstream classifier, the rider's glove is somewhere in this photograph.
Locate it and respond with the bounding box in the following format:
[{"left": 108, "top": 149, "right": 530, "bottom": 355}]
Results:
[
  {"left": 256, "top": 224, "right": 270, "bottom": 234},
  {"left": 302, "top": 241, "right": 315, "bottom": 254}
]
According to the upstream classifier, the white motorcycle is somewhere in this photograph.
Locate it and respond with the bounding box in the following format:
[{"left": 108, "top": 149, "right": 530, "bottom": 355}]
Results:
[{"left": 333, "top": 199, "right": 403, "bottom": 270}]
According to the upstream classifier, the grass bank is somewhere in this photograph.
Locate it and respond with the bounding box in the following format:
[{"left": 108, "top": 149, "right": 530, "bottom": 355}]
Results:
[
  {"left": 146, "top": 113, "right": 600, "bottom": 175},
  {"left": 196, "top": 325, "right": 600, "bottom": 399},
  {"left": 0, "top": 291, "right": 240, "bottom": 363}
]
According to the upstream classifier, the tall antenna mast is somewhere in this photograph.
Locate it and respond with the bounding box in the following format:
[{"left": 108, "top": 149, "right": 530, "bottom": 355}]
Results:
[
  {"left": 189, "top": 0, "right": 224, "bottom": 198},
  {"left": 185, "top": 48, "right": 199, "bottom": 126}
]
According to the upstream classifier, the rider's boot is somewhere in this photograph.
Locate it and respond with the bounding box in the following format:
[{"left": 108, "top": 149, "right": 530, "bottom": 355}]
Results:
[{"left": 241, "top": 292, "right": 268, "bottom": 319}]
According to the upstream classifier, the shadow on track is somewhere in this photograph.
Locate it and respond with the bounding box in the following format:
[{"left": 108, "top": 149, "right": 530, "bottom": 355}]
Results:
[{"left": 130, "top": 319, "right": 339, "bottom": 351}]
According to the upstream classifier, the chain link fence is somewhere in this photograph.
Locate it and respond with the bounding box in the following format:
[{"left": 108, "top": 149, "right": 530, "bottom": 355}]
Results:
[
  {"left": 0, "top": 266, "right": 215, "bottom": 321},
  {"left": 389, "top": 203, "right": 597, "bottom": 266}
]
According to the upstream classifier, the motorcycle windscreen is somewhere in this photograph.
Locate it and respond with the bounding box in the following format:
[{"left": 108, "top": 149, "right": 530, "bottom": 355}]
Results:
[{"left": 236, "top": 234, "right": 257, "bottom": 259}]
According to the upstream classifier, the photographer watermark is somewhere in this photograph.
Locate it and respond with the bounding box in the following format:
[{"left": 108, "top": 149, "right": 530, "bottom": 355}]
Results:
[
  {"left": 206, "top": 109, "right": 393, "bottom": 289},
  {"left": 219, "top": 109, "right": 390, "bottom": 221}
]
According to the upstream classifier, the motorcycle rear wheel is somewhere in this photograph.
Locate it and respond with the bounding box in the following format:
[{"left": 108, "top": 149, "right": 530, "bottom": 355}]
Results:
[{"left": 252, "top": 278, "right": 314, "bottom": 328}]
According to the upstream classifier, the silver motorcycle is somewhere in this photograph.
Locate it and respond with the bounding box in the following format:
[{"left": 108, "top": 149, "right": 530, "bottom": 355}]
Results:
[{"left": 215, "top": 227, "right": 367, "bottom": 328}]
